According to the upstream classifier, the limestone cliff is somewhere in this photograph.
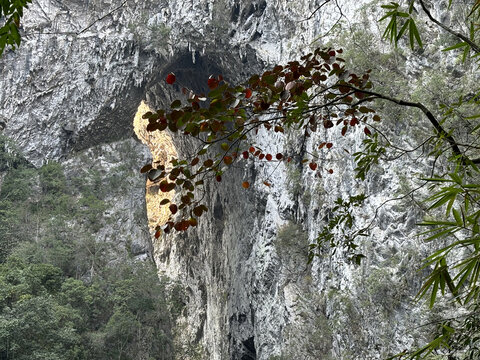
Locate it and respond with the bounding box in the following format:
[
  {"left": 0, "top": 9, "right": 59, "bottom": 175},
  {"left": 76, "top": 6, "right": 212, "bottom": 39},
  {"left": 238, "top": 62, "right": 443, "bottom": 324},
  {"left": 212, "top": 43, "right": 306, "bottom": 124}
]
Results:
[{"left": 0, "top": 0, "right": 467, "bottom": 359}]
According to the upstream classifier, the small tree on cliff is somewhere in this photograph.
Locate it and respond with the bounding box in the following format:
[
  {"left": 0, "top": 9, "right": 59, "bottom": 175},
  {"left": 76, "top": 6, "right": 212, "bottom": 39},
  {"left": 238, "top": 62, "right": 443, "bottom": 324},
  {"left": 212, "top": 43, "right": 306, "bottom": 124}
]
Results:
[{"left": 142, "top": 1, "right": 480, "bottom": 357}]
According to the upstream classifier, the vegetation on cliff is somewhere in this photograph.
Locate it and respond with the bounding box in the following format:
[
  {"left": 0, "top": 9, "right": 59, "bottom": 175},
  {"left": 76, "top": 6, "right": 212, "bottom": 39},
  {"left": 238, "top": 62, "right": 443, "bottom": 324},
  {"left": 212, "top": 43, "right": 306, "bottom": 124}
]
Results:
[{"left": 0, "top": 138, "right": 185, "bottom": 360}]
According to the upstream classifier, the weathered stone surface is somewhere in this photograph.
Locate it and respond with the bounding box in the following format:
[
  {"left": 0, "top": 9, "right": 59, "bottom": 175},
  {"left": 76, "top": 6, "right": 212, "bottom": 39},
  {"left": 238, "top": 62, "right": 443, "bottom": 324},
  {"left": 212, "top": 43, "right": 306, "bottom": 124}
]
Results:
[{"left": 0, "top": 0, "right": 467, "bottom": 359}]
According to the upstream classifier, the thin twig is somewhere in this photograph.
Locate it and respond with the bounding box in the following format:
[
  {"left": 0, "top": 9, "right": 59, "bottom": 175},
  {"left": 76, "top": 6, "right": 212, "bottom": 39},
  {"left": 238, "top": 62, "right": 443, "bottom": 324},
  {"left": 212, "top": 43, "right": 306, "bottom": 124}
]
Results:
[{"left": 300, "top": 0, "right": 332, "bottom": 22}]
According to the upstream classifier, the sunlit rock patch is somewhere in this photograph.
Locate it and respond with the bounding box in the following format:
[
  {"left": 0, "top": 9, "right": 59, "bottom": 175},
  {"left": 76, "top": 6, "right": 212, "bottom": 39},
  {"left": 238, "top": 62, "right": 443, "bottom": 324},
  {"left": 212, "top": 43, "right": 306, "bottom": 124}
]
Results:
[{"left": 133, "top": 101, "right": 177, "bottom": 232}]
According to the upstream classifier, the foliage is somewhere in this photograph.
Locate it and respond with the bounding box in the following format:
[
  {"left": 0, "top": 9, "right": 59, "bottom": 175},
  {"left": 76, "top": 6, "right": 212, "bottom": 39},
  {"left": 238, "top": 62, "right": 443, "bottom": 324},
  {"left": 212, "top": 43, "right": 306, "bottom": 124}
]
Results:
[
  {"left": 309, "top": 194, "right": 368, "bottom": 265},
  {"left": 380, "top": 0, "right": 480, "bottom": 59},
  {"left": 0, "top": 257, "right": 177, "bottom": 360},
  {"left": 0, "top": 0, "right": 31, "bottom": 56},
  {"left": 380, "top": 1, "right": 423, "bottom": 50},
  {"left": 139, "top": 0, "right": 480, "bottom": 358},
  {"left": 0, "top": 152, "right": 185, "bottom": 359},
  {"left": 276, "top": 222, "right": 309, "bottom": 264},
  {"left": 381, "top": 1, "right": 480, "bottom": 359},
  {"left": 142, "top": 47, "right": 381, "bottom": 236}
]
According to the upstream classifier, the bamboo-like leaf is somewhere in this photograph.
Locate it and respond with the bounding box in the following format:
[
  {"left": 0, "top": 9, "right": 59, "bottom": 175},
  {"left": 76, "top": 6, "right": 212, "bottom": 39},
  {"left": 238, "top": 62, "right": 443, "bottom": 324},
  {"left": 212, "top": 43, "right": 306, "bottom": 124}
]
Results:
[
  {"left": 469, "top": 0, "right": 480, "bottom": 16},
  {"left": 449, "top": 172, "right": 463, "bottom": 184},
  {"left": 442, "top": 42, "right": 469, "bottom": 52},
  {"left": 409, "top": 19, "right": 423, "bottom": 49},
  {"left": 397, "top": 19, "right": 410, "bottom": 41},
  {"left": 454, "top": 260, "right": 476, "bottom": 290},
  {"left": 462, "top": 44, "right": 471, "bottom": 63},
  {"left": 453, "top": 208, "right": 463, "bottom": 227},
  {"left": 422, "top": 177, "right": 453, "bottom": 182},
  {"left": 430, "top": 276, "right": 439, "bottom": 307}
]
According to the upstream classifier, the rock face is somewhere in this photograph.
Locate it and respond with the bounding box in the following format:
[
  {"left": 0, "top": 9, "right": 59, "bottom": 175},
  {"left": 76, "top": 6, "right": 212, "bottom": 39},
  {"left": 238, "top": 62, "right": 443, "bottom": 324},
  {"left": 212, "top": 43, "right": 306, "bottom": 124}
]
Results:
[{"left": 0, "top": 0, "right": 462, "bottom": 359}]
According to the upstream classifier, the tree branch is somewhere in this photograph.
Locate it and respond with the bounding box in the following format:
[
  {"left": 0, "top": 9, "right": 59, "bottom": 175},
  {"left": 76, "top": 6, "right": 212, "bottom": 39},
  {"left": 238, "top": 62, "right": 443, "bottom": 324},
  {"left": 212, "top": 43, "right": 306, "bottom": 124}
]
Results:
[
  {"left": 300, "top": 0, "right": 332, "bottom": 22},
  {"left": 346, "top": 86, "right": 480, "bottom": 164},
  {"left": 418, "top": 0, "right": 480, "bottom": 53}
]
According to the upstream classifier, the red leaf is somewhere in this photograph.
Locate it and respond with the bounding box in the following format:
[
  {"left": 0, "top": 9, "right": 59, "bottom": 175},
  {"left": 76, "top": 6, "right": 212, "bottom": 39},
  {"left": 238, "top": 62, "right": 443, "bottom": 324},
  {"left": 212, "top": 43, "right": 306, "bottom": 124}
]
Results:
[
  {"left": 341, "top": 126, "right": 347, "bottom": 136},
  {"left": 140, "top": 164, "right": 153, "bottom": 173},
  {"left": 249, "top": 146, "right": 255, "bottom": 153},
  {"left": 276, "top": 153, "right": 283, "bottom": 160},
  {"left": 191, "top": 157, "right": 199, "bottom": 166},
  {"left": 263, "top": 181, "right": 271, "bottom": 187},
  {"left": 154, "top": 230, "right": 161, "bottom": 238},
  {"left": 224, "top": 156, "right": 233, "bottom": 165},
  {"left": 242, "top": 181, "right": 250, "bottom": 189},
  {"left": 355, "top": 91, "right": 365, "bottom": 99},
  {"left": 266, "top": 154, "right": 273, "bottom": 161},
  {"left": 328, "top": 169, "right": 334, "bottom": 174},
  {"left": 364, "top": 127, "right": 372, "bottom": 136},
  {"left": 323, "top": 120, "right": 334, "bottom": 129},
  {"left": 166, "top": 73, "right": 176, "bottom": 85},
  {"left": 160, "top": 181, "right": 175, "bottom": 192},
  {"left": 259, "top": 154, "right": 265, "bottom": 160},
  {"left": 169, "top": 204, "right": 178, "bottom": 214},
  {"left": 174, "top": 221, "right": 190, "bottom": 231},
  {"left": 309, "top": 162, "right": 318, "bottom": 171},
  {"left": 216, "top": 175, "right": 222, "bottom": 182},
  {"left": 193, "top": 206, "right": 203, "bottom": 217},
  {"left": 245, "top": 88, "right": 253, "bottom": 98},
  {"left": 326, "top": 143, "right": 333, "bottom": 149},
  {"left": 207, "top": 76, "right": 219, "bottom": 90},
  {"left": 242, "top": 151, "right": 249, "bottom": 159}
]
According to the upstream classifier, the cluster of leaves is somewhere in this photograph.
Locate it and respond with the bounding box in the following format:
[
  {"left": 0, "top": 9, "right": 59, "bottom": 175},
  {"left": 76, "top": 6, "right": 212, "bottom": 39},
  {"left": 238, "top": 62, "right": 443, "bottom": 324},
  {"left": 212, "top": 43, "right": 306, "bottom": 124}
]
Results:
[
  {"left": 419, "top": 169, "right": 480, "bottom": 306},
  {"left": 395, "top": 163, "right": 480, "bottom": 359},
  {"left": 354, "top": 132, "right": 387, "bottom": 181},
  {"left": 0, "top": 0, "right": 31, "bottom": 56},
  {"left": 0, "top": 257, "right": 177, "bottom": 360},
  {"left": 380, "top": 0, "right": 480, "bottom": 60},
  {"left": 309, "top": 194, "right": 368, "bottom": 265},
  {"left": 380, "top": 1, "right": 423, "bottom": 50},
  {"left": 143, "top": 47, "right": 382, "bottom": 236}
]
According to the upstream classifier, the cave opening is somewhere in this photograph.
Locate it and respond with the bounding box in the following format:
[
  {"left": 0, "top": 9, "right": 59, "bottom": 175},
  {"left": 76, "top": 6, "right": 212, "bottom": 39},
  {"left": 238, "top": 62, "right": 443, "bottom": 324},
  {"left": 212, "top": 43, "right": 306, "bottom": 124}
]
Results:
[{"left": 241, "top": 336, "right": 257, "bottom": 360}]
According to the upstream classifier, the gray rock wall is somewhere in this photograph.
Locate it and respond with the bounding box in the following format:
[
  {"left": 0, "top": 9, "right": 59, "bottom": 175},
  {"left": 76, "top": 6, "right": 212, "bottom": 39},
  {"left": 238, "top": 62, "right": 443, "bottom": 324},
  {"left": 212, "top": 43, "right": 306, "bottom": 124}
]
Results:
[{"left": 0, "top": 0, "right": 464, "bottom": 359}]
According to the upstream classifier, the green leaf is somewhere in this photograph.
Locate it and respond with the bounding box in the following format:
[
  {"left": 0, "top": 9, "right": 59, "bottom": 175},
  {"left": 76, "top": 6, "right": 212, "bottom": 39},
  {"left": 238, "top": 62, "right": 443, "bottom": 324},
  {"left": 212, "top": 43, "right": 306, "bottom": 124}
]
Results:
[
  {"left": 171, "top": 100, "right": 182, "bottom": 109},
  {"left": 453, "top": 208, "right": 463, "bottom": 227},
  {"left": 409, "top": 19, "right": 423, "bottom": 49},
  {"left": 442, "top": 42, "right": 469, "bottom": 52},
  {"left": 397, "top": 18, "right": 410, "bottom": 41},
  {"left": 462, "top": 44, "right": 471, "bottom": 63}
]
